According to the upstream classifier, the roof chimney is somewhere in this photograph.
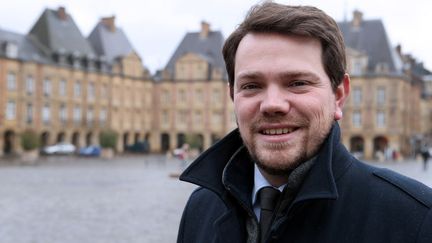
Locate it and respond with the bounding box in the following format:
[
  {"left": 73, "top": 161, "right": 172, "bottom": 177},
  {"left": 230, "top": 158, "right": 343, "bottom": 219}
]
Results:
[
  {"left": 57, "top": 6, "right": 67, "bottom": 21},
  {"left": 200, "top": 21, "right": 210, "bottom": 38},
  {"left": 101, "top": 16, "right": 116, "bottom": 32},
  {"left": 396, "top": 44, "right": 402, "bottom": 55},
  {"left": 352, "top": 10, "right": 363, "bottom": 28}
]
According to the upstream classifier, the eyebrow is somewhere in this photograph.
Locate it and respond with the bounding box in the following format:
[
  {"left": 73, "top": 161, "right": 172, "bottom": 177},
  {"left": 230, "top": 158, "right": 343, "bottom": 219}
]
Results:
[
  {"left": 279, "top": 71, "right": 320, "bottom": 81},
  {"left": 236, "top": 70, "right": 320, "bottom": 82}
]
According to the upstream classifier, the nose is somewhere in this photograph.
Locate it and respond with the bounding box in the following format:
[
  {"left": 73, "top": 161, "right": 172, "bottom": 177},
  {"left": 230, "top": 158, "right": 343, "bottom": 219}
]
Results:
[{"left": 259, "top": 85, "right": 290, "bottom": 116}]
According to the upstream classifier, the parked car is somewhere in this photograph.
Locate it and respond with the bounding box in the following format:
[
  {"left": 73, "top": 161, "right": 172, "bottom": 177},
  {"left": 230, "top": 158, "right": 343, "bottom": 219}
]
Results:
[
  {"left": 42, "top": 143, "right": 76, "bottom": 155},
  {"left": 78, "top": 145, "right": 101, "bottom": 157},
  {"left": 125, "top": 141, "right": 150, "bottom": 153}
]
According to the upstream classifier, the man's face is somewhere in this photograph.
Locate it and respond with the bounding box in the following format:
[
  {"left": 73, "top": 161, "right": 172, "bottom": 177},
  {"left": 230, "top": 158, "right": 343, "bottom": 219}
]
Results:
[{"left": 233, "top": 33, "right": 348, "bottom": 177}]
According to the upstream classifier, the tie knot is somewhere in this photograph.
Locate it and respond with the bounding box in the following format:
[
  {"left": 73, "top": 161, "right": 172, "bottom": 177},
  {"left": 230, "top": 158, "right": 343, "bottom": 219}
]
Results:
[{"left": 259, "top": 186, "right": 280, "bottom": 211}]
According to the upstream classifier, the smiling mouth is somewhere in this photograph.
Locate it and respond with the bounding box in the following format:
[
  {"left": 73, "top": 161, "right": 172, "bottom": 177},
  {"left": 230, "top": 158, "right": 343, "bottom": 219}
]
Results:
[{"left": 261, "top": 128, "right": 297, "bottom": 135}]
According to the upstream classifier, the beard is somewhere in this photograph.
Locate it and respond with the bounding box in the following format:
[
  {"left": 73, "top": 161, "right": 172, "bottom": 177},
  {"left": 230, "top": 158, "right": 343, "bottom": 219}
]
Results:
[{"left": 239, "top": 115, "right": 334, "bottom": 177}]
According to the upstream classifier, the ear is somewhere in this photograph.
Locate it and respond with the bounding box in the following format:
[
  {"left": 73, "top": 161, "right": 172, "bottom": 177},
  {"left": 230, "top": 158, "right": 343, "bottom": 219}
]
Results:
[{"left": 334, "top": 73, "right": 350, "bottom": 120}]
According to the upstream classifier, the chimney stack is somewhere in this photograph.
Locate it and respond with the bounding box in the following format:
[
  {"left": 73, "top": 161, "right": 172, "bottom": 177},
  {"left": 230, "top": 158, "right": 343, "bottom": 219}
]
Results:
[
  {"left": 101, "top": 16, "right": 116, "bottom": 32},
  {"left": 200, "top": 21, "right": 210, "bottom": 38},
  {"left": 57, "top": 6, "right": 67, "bottom": 21},
  {"left": 352, "top": 10, "right": 363, "bottom": 28}
]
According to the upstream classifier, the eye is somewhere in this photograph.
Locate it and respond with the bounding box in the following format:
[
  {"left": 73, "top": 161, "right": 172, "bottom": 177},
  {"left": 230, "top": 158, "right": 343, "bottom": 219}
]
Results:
[
  {"left": 241, "top": 83, "right": 260, "bottom": 90},
  {"left": 290, "top": 80, "right": 308, "bottom": 87}
]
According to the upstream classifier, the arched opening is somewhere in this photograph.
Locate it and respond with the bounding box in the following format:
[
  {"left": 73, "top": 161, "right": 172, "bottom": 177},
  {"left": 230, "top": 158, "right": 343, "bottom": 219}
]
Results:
[
  {"left": 86, "top": 132, "right": 92, "bottom": 146},
  {"left": 373, "top": 136, "right": 389, "bottom": 160},
  {"left": 134, "top": 133, "right": 140, "bottom": 144},
  {"left": 350, "top": 136, "right": 364, "bottom": 159},
  {"left": 72, "top": 132, "right": 80, "bottom": 147},
  {"left": 57, "top": 132, "right": 65, "bottom": 143},
  {"left": 161, "top": 133, "right": 170, "bottom": 152},
  {"left": 123, "top": 132, "right": 129, "bottom": 150},
  {"left": 196, "top": 134, "right": 204, "bottom": 152},
  {"left": 177, "top": 133, "right": 185, "bottom": 148},
  {"left": 40, "top": 132, "right": 50, "bottom": 147},
  {"left": 3, "top": 130, "right": 16, "bottom": 155},
  {"left": 144, "top": 133, "right": 151, "bottom": 153}
]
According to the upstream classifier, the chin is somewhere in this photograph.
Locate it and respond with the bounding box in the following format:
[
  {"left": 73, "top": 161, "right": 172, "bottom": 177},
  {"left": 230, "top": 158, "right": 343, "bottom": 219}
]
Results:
[{"left": 252, "top": 148, "right": 306, "bottom": 176}]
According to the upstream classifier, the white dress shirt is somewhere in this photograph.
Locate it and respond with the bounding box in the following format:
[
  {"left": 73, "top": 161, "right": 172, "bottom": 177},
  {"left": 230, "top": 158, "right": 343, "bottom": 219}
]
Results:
[{"left": 252, "top": 164, "right": 286, "bottom": 220}]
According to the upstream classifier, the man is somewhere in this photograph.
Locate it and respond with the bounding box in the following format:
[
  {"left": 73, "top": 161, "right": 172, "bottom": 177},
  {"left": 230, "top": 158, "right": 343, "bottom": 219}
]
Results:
[{"left": 177, "top": 2, "right": 432, "bottom": 243}]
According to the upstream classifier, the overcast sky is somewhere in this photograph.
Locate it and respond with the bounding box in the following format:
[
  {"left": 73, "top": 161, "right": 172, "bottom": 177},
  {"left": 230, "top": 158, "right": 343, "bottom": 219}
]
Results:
[{"left": 0, "top": 0, "right": 430, "bottom": 73}]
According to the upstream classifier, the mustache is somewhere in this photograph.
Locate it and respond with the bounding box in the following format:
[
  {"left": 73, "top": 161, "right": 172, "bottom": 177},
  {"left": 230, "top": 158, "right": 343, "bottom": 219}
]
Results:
[{"left": 250, "top": 116, "right": 309, "bottom": 130}]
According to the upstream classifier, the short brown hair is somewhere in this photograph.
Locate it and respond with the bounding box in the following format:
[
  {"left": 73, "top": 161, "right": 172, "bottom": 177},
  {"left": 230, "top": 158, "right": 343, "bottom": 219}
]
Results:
[{"left": 222, "top": 2, "right": 346, "bottom": 96}]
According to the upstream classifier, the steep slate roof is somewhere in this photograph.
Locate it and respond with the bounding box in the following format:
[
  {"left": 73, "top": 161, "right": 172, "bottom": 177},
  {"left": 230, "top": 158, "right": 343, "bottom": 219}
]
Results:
[
  {"left": 28, "top": 8, "right": 95, "bottom": 56},
  {"left": 165, "top": 29, "right": 226, "bottom": 78},
  {"left": 338, "top": 19, "right": 403, "bottom": 74},
  {"left": 0, "top": 28, "right": 47, "bottom": 62},
  {"left": 88, "top": 20, "right": 135, "bottom": 64}
]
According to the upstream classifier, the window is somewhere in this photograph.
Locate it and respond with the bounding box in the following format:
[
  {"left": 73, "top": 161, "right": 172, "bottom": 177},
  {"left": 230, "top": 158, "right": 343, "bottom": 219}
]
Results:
[
  {"left": 59, "top": 79, "right": 67, "bottom": 96},
  {"left": 351, "top": 60, "right": 363, "bottom": 75},
  {"left": 73, "top": 106, "right": 81, "bottom": 123},
  {"left": 7, "top": 72, "right": 16, "bottom": 91},
  {"left": 212, "top": 110, "right": 222, "bottom": 124},
  {"left": 212, "top": 89, "right": 221, "bottom": 103},
  {"left": 60, "top": 104, "right": 67, "bottom": 122},
  {"left": 87, "top": 107, "right": 94, "bottom": 124},
  {"left": 43, "top": 78, "right": 51, "bottom": 96},
  {"left": 5, "top": 42, "right": 18, "bottom": 58},
  {"left": 178, "top": 110, "right": 187, "bottom": 124},
  {"left": 100, "top": 108, "right": 107, "bottom": 124},
  {"left": 178, "top": 89, "right": 187, "bottom": 103},
  {"left": 88, "top": 82, "right": 95, "bottom": 101},
  {"left": 26, "top": 103, "right": 33, "bottom": 124},
  {"left": 352, "top": 111, "right": 361, "bottom": 127},
  {"left": 195, "top": 89, "right": 203, "bottom": 103},
  {"left": 42, "top": 104, "right": 50, "bottom": 123},
  {"left": 162, "top": 90, "right": 170, "bottom": 104},
  {"left": 195, "top": 111, "right": 202, "bottom": 124},
  {"left": 26, "top": 76, "right": 34, "bottom": 94},
  {"left": 6, "top": 100, "right": 16, "bottom": 120},
  {"left": 101, "top": 84, "right": 108, "bottom": 99},
  {"left": 377, "top": 87, "right": 386, "bottom": 105},
  {"left": 377, "top": 111, "right": 385, "bottom": 127},
  {"left": 162, "top": 110, "right": 169, "bottom": 125},
  {"left": 74, "top": 81, "right": 81, "bottom": 98},
  {"left": 353, "top": 87, "right": 362, "bottom": 106}
]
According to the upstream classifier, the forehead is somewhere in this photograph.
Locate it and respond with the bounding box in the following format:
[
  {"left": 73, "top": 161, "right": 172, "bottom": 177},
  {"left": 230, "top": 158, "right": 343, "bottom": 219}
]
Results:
[{"left": 234, "top": 33, "right": 326, "bottom": 80}]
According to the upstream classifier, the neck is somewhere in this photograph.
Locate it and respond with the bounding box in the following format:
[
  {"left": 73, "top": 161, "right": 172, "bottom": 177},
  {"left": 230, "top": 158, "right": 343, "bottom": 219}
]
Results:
[{"left": 258, "top": 167, "right": 289, "bottom": 187}]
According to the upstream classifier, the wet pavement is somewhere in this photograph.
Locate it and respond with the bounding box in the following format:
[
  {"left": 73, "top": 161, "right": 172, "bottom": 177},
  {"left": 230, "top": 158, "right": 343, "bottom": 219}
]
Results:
[{"left": 0, "top": 155, "right": 431, "bottom": 243}]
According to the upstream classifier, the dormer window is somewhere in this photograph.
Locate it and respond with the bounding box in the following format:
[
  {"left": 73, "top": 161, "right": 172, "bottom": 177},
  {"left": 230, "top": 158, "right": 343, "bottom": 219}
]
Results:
[
  {"left": 53, "top": 48, "right": 66, "bottom": 65},
  {"left": 98, "top": 56, "right": 108, "bottom": 72},
  {"left": 375, "top": 62, "right": 389, "bottom": 74},
  {"left": 4, "top": 41, "right": 18, "bottom": 58},
  {"left": 69, "top": 52, "right": 81, "bottom": 69},
  {"left": 83, "top": 54, "right": 96, "bottom": 70}
]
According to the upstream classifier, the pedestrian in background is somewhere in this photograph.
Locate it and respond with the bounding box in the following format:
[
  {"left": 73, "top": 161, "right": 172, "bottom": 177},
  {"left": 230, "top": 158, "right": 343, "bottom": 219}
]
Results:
[{"left": 421, "top": 145, "right": 430, "bottom": 171}]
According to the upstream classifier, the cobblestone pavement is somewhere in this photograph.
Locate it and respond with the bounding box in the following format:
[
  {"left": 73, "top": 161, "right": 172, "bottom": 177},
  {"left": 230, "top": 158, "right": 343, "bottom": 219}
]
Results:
[{"left": 0, "top": 155, "right": 431, "bottom": 243}]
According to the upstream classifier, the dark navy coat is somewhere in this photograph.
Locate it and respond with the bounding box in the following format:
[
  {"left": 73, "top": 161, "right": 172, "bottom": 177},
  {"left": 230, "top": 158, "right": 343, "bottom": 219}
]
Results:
[{"left": 178, "top": 124, "right": 432, "bottom": 243}]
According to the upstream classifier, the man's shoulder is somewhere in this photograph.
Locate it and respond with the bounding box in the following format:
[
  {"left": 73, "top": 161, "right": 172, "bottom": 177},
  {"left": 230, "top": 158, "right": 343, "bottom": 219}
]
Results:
[
  {"left": 371, "top": 166, "right": 432, "bottom": 208},
  {"left": 350, "top": 161, "right": 432, "bottom": 209}
]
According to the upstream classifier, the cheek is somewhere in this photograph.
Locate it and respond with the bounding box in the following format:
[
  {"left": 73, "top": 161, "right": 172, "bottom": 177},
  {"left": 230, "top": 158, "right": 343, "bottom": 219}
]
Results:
[{"left": 234, "top": 99, "right": 255, "bottom": 121}]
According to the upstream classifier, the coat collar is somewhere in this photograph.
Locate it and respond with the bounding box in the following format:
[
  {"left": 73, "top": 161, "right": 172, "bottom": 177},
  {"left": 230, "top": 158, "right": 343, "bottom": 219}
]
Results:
[{"left": 180, "top": 123, "right": 353, "bottom": 204}]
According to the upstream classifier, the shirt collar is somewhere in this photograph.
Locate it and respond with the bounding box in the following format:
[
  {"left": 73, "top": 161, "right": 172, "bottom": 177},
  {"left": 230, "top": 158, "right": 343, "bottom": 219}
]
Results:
[{"left": 252, "top": 164, "right": 286, "bottom": 206}]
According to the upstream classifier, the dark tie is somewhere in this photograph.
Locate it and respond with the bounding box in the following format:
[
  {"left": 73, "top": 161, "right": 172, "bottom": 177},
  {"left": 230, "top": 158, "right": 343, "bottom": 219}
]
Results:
[{"left": 259, "top": 187, "right": 281, "bottom": 243}]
